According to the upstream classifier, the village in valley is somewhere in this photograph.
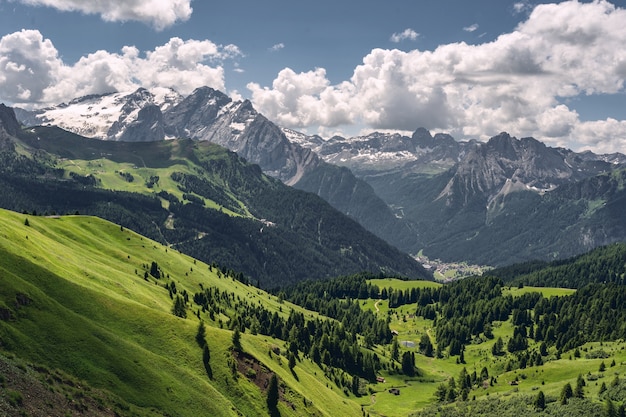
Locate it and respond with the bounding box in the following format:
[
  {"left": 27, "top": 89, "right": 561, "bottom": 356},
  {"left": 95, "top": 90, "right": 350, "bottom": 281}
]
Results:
[{"left": 415, "top": 253, "right": 489, "bottom": 282}]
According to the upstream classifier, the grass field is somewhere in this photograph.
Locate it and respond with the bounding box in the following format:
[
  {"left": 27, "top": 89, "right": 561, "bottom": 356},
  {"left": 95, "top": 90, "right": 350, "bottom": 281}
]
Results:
[
  {"left": 502, "top": 286, "right": 576, "bottom": 298},
  {"left": 0, "top": 208, "right": 355, "bottom": 416},
  {"left": 360, "top": 279, "right": 626, "bottom": 416},
  {"left": 368, "top": 278, "right": 442, "bottom": 291}
]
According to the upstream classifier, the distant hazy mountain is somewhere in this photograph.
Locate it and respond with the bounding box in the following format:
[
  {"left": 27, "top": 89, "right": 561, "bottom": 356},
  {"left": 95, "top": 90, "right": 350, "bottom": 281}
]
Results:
[{"left": 286, "top": 127, "right": 626, "bottom": 266}]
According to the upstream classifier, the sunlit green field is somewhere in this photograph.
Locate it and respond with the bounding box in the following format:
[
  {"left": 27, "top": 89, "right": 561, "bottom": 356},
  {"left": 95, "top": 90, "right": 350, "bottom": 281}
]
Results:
[{"left": 0, "top": 208, "right": 356, "bottom": 417}]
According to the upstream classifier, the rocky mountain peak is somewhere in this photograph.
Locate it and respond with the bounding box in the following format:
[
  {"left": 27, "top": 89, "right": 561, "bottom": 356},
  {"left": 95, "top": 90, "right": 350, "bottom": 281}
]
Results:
[
  {"left": 411, "top": 127, "right": 435, "bottom": 148},
  {"left": 486, "top": 132, "right": 519, "bottom": 160},
  {"left": 116, "top": 104, "right": 165, "bottom": 142}
]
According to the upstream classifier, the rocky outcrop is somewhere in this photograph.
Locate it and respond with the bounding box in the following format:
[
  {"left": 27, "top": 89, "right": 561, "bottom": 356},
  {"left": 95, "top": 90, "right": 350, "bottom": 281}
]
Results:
[{"left": 0, "top": 104, "right": 20, "bottom": 138}]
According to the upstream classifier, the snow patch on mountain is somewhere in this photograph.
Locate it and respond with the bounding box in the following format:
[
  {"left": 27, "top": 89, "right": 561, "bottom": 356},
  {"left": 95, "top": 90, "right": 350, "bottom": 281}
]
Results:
[{"left": 24, "top": 87, "right": 182, "bottom": 141}]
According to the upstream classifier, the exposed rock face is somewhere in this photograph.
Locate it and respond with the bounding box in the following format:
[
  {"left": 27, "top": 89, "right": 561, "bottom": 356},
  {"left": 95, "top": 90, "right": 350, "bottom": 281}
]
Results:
[
  {"left": 284, "top": 126, "right": 466, "bottom": 177},
  {"left": 116, "top": 104, "right": 165, "bottom": 142},
  {"left": 436, "top": 132, "right": 621, "bottom": 208},
  {"left": 0, "top": 104, "right": 21, "bottom": 150},
  {"left": 0, "top": 104, "right": 20, "bottom": 138},
  {"left": 163, "top": 87, "right": 320, "bottom": 183}
]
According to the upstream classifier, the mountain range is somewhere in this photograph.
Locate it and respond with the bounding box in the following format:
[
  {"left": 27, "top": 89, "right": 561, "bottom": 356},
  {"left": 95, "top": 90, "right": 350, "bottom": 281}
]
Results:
[
  {"left": 15, "top": 88, "right": 412, "bottom": 255},
  {"left": 286, "top": 125, "right": 626, "bottom": 265},
  {"left": 13, "top": 87, "right": 626, "bottom": 267},
  {"left": 0, "top": 103, "right": 429, "bottom": 287}
]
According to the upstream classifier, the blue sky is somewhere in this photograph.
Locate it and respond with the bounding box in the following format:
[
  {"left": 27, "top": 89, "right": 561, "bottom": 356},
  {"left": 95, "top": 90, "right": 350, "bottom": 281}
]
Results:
[{"left": 1, "top": 0, "right": 626, "bottom": 153}]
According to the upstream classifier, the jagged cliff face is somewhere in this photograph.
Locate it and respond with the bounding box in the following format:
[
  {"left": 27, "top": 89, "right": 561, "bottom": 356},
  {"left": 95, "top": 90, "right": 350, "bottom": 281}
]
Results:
[
  {"left": 283, "top": 126, "right": 466, "bottom": 176},
  {"left": 0, "top": 104, "right": 20, "bottom": 146},
  {"left": 436, "top": 132, "right": 622, "bottom": 209},
  {"left": 0, "top": 104, "right": 20, "bottom": 135},
  {"left": 164, "top": 87, "right": 321, "bottom": 184}
]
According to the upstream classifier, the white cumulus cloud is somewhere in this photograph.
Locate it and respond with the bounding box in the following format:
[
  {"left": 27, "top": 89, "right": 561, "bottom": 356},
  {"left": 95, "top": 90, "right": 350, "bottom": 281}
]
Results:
[
  {"left": 249, "top": 0, "right": 626, "bottom": 153},
  {"left": 390, "top": 29, "right": 419, "bottom": 43},
  {"left": 16, "top": 0, "right": 192, "bottom": 30},
  {"left": 0, "top": 30, "right": 241, "bottom": 106},
  {"left": 269, "top": 43, "right": 285, "bottom": 52}
]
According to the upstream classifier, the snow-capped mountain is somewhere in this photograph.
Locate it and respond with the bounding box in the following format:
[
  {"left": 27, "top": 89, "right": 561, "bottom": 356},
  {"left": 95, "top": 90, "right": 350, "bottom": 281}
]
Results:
[
  {"left": 282, "top": 127, "right": 476, "bottom": 176},
  {"left": 282, "top": 126, "right": 626, "bottom": 197},
  {"left": 22, "top": 87, "right": 182, "bottom": 141}
]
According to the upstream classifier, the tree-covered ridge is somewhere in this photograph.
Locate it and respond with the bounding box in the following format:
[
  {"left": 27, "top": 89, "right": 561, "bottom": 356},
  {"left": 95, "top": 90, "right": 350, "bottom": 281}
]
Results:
[{"left": 490, "top": 242, "right": 626, "bottom": 288}]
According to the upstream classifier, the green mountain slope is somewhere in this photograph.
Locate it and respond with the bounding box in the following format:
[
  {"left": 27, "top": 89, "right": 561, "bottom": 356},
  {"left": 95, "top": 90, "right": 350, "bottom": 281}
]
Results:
[
  {"left": 0, "top": 209, "right": 361, "bottom": 417},
  {"left": 0, "top": 115, "right": 429, "bottom": 287}
]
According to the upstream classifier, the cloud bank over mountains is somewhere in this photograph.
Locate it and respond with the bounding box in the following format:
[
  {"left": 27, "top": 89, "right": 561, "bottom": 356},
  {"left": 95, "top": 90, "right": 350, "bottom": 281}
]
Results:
[
  {"left": 249, "top": 0, "right": 626, "bottom": 152},
  {"left": 1, "top": 0, "right": 626, "bottom": 153},
  {"left": 0, "top": 30, "right": 241, "bottom": 104}
]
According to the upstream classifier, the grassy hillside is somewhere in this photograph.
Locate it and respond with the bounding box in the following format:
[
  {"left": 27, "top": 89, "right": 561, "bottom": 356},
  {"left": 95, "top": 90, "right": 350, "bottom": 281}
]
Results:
[{"left": 0, "top": 209, "right": 360, "bottom": 417}]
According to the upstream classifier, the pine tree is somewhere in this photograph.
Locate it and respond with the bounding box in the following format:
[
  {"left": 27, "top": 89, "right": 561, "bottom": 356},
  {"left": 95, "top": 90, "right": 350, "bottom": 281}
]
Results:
[
  {"left": 435, "top": 383, "right": 448, "bottom": 402},
  {"left": 600, "top": 382, "right": 607, "bottom": 394},
  {"left": 534, "top": 390, "right": 546, "bottom": 410},
  {"left": 560, "top": 382, "right": 573, "bottom": 405},
  {"left": 267, "top": 374, "right": 279, "bottom": 410},
  {"left": 606, "top": 398, "right": 617, "bottom": 417},
  {"left": 419, "top": 334, "right": 433, "bottom": 357},
  {"left": 574, "top": 374, "right": 585, "bottom": 398},
  {"left": 172, "top": 295, "right": 186, "bottom": 318},
  {"left": 401, "top": 351, "right": 415, "bottom": 376},
  {"left": 391, "top": 338, "right": 400, "bottom": 362},
  {"left": 196, "top": 321, "right": 206, "bottom": 347},
  {"left": 351, "top": 375, "right": 360, "bottom": 396},
  {"left": 202, "top": 344, "right": 212, "bottom": 379},
  {"left": 492, "top": 337, "right": 504, "bottom": 356},
  {"left": 232, "top": 328, "right": 242, "bottom": 352},
  {"left": 149, "top": 261, "right": 160, "bottom": 279}
]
